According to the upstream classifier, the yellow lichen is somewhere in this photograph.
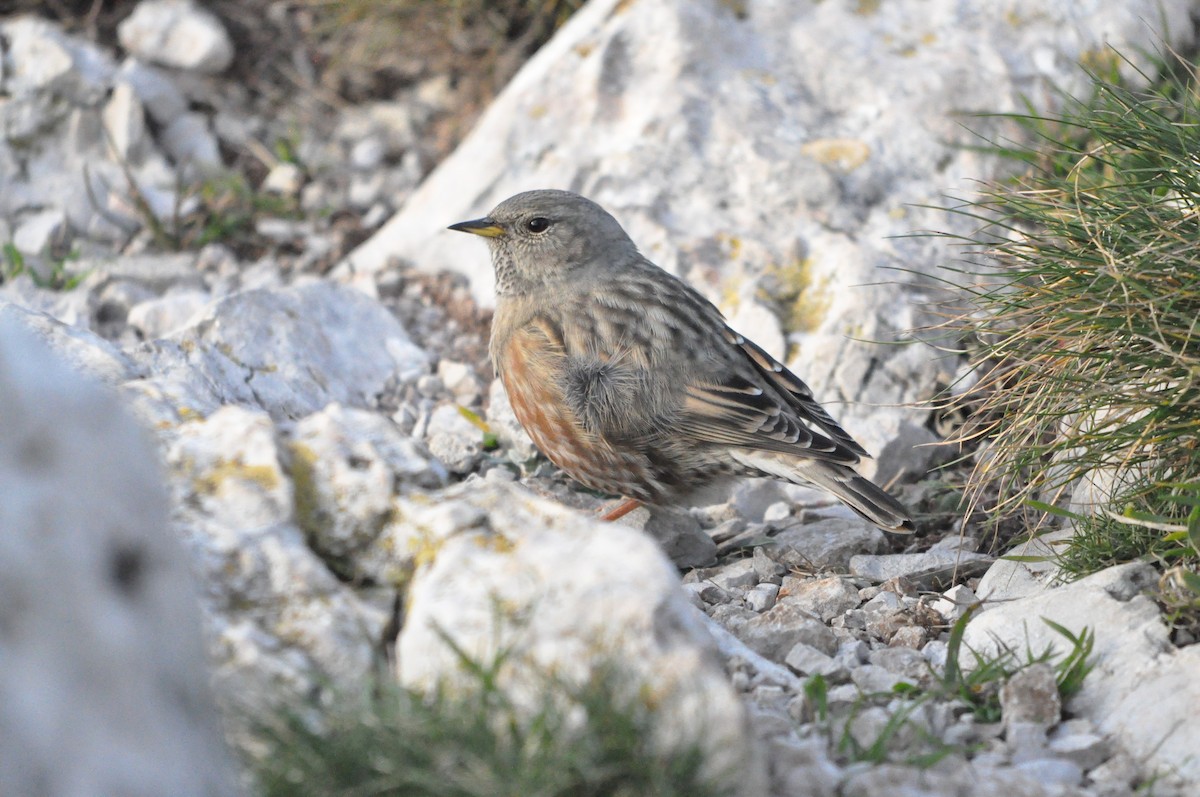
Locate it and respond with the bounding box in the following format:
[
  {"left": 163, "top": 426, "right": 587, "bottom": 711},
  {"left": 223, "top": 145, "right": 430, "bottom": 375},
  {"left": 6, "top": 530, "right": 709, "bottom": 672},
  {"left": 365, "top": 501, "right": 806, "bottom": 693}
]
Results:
[
  {"left": 800, "top": 138, "right": 871, "bottom": 173},
  {"left": 287, "top": 442, "right": 322, "bottom": 537},
  {"left": 722, "top": 233, "right": 743, "bottom": 262},
  {"left": 407, "top": 528, "right": 445, "bottom": 571},
  {"left": 193, "top": 457, "right": 281, "bottom": 497},
  {"left": 472, "top": 532, "right": 516, "bottom": 555},
  {"left": 758, "top": 258, "right": 833, "bottom": 335}
]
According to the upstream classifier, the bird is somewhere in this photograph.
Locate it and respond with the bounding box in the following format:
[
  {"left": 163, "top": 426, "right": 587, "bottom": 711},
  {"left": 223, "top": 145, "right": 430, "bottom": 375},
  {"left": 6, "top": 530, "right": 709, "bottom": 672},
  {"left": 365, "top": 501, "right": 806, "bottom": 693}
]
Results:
[{"left": 448, "top": 189, "right": 913, "bottom": 533}]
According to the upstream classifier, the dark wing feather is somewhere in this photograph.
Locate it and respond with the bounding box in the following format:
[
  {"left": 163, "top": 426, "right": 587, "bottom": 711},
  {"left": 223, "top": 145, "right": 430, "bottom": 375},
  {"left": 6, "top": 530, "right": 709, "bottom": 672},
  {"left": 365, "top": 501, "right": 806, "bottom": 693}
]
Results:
[
  {"left": 677, "top": 327, "right": 869, "bottom": 466},
  {"left": 728, "top": 330, "right": 871, "bottom": 459}
]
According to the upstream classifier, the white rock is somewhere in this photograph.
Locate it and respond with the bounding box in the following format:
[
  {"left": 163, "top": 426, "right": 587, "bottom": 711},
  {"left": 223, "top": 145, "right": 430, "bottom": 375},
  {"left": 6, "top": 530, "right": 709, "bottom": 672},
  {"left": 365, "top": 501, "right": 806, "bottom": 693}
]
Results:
[
  {"left": 0, "top": 316, "right": 238, "bottom": 797},
  {"left": 849, "top": 548, "right": 992, "bottom": 589},
  {"left": 745, "top": 582, "right": 781, "bottom": 613},
  {"left": 0, "top": 302, "right": 135, "bottom": 385},
  {"left": 127, "top": 290, "right": 210, "bottom": 339},
  {"left": 96, "top": 278, "right": 156, "bottom": 324},
  {"left": 287, "top": 403, "right": 447, "bottom": 583},
  {"left": 1046, "top": 730, "right": 1109, "bottom": 771},
  {"left": 164, "top": 405, "right": 382, "bottom": 709},
  {"left": 395, "top": 481, "right": 767, "bottom": 797},
  {"left": 931, "top": 583, "right": 977, "bottom": 622},
  {"left": 762, "top": 500, "right": 792, "bottom": 523},
  {"left": 13, "top": 208, "right": 67, "bottom": 256},
  {"left": 486, "top": 377, "right": 538, "bottom": 463},
  {"left": 1, "top": 16, "right": 114, "bottom": 100},
  {"left": 262, "top": 161, "right": 304, "bottom": 196},
  {"left": 784, "top": 643, "right": 845, "bottom": 679},
  {"left": 769, "top": 515, "right": 887, "bottom": 571},
  {"left": 777, "top": 575, "right": 862, "bottom": 622},
  {"left": 347, "top": 171, "right": 385, "bottom": 209},
  {"left": 437, "top": 359, "right": 482, "bottom": 403},
  {"left": 360, "top": 202, "right": 390, "bottom": 229},
  {"left": 118, "top": 0, "right": 234, "bottom": 74},
  {"left": 415, "top": 374, "right": 444, "bottom": 398},
  {"left": 862, "top": 590, "right": 903, "bottom": 614},
  {"left": 139, "top": 282, "right": 429, "bottom": 420},
  {"left": 4, "top": 18, "right": 75, "bottom": 92},
  {"left": 254, "top": 217, "right": 309, "bottom": 243},
  {"left": 769, "top": 734, "right": 842, "bottom": 797},
  {"left": 616, "top": 503, "right": 718, "bottom": 569},
  {"left": 1012, "top": 757, "right": 1084, "bottom": 787},
  {"left": 423, "top": 402, "right": 484, "bottom": 474},
  {"left": 922, "top": 639, "right": 948, "bottom": 670},
  {"left": 965, "top": 562, "right": 1198, "bottom": 791},
  {"left": 116, "top": 58, "right": 189, "bottom": 123},
  {"left": 711, "top": 558, "right": 760, "bottom": 592},
  {"left": 976, "top": 527, "right": 1072, "bottom": 603},
  {"left": 159, "top": 112, "right": 221, "bottom": 170},
  {"left": 102, "top": 79, "right": 147, "bottom": 162},
  {"left": 739, "top": 598, "right": 839, "bottom": 662},
  {"left": 1006, "top": 719, "right": 1050, "bottom": 762},
  {"left": 751, "top": 545, "right": 786, "bottom": 582},
  {"left": 350, "top": 136, "right": 386, "bottom": 170},
  {"left": 868, "top": 643, "right": 931, "bottom": 681},
  {"left": 75, "top": 252, "right": 201, "bottom": 289},
  {"left": 728, "top": 478, "right": 792, "bottom": 523},
  {"left": 850, "top": 665, "right": 903, "bottom": 694}
]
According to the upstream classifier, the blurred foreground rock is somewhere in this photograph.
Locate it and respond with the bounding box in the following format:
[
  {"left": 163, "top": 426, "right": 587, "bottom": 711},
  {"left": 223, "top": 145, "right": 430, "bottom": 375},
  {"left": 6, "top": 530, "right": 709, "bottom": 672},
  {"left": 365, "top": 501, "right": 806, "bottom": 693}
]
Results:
[
  {"left": 0, "top": 317, "right": 239, "bottom": 796},
  {"left": 396, "top": 481, "right": 769, "bottom": 797}
]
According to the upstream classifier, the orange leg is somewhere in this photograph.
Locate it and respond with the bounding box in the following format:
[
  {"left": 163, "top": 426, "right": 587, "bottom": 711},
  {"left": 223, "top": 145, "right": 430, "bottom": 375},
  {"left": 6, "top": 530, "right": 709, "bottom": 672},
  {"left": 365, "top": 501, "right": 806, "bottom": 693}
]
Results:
[{"left": 599, "top": 497, "right": 642, "bottom": 522}]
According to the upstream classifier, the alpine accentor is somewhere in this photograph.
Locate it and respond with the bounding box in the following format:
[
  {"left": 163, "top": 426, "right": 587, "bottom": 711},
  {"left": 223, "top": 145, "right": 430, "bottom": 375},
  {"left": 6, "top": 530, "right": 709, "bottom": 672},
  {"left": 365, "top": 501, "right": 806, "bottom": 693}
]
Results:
[{"left": 450, "top": 189, "right": 913, "bottom": 532}]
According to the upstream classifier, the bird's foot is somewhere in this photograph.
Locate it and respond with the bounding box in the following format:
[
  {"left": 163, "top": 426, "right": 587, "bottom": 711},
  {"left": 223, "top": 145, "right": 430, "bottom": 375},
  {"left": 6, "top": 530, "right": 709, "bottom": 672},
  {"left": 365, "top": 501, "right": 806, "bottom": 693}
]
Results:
[{"left": 598, "top": 497, "right": 642, "bottom": 522}]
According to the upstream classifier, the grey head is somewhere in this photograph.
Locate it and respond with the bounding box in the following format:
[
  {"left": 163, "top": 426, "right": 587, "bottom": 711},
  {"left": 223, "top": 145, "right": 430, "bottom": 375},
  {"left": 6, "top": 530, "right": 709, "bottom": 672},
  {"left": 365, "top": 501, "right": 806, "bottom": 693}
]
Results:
[{"left": 448, "top": 189, "right": 639, "bottom": 296}]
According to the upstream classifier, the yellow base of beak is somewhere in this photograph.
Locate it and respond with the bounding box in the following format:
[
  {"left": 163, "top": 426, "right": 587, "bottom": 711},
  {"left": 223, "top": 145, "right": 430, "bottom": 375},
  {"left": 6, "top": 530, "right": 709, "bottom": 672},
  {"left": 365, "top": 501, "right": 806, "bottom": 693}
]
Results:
[{"left": 448, "top": 218, "right": 505, "bottom": 238}]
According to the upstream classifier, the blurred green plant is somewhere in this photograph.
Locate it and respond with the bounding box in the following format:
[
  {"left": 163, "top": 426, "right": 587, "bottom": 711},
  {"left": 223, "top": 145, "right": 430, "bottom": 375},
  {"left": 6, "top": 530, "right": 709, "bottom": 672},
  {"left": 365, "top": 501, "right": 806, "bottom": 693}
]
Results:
[
  {"left": 798, "top": 610, "right": 1095, "bottom": 767},
  {"left": 1, "top": 242, "right": 88, "bottom": 291},
  {"left": 933, "top": 50, "right": 1200, "bottom": 574},
  {"left": 249, "top": 662, "right": 732, "bottom": 797}
]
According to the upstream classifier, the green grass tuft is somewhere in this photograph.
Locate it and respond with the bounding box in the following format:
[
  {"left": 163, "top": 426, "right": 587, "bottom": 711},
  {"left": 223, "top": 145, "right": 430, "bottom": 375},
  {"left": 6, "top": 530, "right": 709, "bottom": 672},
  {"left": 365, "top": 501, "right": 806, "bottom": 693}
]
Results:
[
  {"left": 934, "top": 50, "right": 1200, "bottom": 573},
  {"left": 246, "top": 665, "right": 733, "bottom": 797}
]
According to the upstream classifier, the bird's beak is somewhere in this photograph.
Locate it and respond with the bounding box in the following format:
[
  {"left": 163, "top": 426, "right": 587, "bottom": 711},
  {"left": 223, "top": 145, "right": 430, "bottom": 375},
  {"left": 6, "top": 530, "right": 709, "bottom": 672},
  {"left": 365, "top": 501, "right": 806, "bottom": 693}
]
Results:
[{"left": 447, "top": 217, "right": 506, "bottom": 238}]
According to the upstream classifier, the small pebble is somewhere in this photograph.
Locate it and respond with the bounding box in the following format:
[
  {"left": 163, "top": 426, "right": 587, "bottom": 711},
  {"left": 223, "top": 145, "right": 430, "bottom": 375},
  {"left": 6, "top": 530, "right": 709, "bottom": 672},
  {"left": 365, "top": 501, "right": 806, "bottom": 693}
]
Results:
[{"left": 745, "top": 582, "right": 780, "bottom": 612}]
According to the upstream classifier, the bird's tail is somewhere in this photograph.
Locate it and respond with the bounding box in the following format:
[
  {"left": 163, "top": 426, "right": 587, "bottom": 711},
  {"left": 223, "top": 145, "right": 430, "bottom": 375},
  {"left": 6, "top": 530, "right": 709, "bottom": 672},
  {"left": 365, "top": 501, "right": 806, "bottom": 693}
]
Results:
[{"left": 731, "top": 452, "right": 914, "bottom": 533}]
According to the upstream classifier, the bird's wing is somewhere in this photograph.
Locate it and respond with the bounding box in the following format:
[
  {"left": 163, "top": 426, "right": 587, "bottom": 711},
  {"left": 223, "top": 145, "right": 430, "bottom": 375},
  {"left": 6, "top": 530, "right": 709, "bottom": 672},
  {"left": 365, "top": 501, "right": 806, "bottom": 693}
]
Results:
[{"left": 677, "top": 327, "right": 869, "bottom": 465}]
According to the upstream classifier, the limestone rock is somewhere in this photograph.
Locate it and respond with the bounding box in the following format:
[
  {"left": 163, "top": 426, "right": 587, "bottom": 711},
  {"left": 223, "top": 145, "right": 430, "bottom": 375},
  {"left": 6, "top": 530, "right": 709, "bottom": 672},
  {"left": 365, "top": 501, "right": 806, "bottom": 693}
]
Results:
[
  {"left": 288, "top": 403, "right": 448, "bottom": 584},
  {"left": 0, "top": 301, "right": 137, "bottom": 385},
  {"left": 164, "top": 405, "right": 383, "bottom": 711},
  {"left": 395, "top": 480, "right": 768, "bottom": 797},
  {"left": 118, "top": 0, "right": 234, "bottom": 75},
  {"left": 965, "top": 562, "right": 1198, "bottom": 792},
  {"left": 127, "top": 289, "right": 210, "bottom": 339},
  {"left": 0, "top": 316, "right": 238, "bottom": 797},
  {"left": 137, "top": 282, "right": 429, "bottom": 420},
  {"left": 423, "top": 402, "right": 484, "bottom": 474}
]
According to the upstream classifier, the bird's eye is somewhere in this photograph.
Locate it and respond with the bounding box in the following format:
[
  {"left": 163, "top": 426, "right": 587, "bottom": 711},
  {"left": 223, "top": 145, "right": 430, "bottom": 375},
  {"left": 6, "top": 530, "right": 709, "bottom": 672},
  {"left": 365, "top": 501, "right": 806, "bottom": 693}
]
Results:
[{"left": 525, "top": 217, "right": 552, "bottom": 234}]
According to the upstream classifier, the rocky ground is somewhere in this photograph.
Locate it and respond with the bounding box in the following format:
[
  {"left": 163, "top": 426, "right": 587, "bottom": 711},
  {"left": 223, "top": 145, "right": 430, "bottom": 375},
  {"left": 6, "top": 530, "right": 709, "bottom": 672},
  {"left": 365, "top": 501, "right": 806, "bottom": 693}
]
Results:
[{"left": 1, "top": 1, "right": 1199, "bottom": 796}]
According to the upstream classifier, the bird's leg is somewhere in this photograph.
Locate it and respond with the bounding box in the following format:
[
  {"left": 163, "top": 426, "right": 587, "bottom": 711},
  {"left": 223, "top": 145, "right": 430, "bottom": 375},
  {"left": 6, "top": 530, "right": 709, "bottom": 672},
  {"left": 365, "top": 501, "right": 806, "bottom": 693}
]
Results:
[{"left": 599, "top": 497, "right": 642, "bottom": 522}]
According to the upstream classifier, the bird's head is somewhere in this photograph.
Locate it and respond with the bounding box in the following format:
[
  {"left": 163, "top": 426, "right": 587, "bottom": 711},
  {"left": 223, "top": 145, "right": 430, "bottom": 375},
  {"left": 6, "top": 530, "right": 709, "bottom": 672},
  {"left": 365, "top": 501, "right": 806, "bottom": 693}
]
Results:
[{"left": 449, "top": 189, "right": 638, "bottom": 296}]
